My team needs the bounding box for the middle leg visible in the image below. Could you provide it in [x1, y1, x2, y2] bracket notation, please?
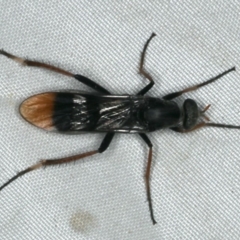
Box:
[137, 33, 156, 96]
[139, 133, 157, 225]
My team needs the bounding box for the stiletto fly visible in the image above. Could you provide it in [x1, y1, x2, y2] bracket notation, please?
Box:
[0, 33, 237, 225]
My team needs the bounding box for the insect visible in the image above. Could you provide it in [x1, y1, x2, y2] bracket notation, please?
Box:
[0, 33, 238, 225]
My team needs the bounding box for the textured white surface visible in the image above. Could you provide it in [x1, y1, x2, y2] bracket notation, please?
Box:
[1, 1, 240, 239]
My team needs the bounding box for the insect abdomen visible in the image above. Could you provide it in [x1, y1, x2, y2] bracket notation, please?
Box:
[20, 92, 100, 131]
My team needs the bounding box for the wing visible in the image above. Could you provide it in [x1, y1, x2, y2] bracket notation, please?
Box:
[20, 92, 144, 132]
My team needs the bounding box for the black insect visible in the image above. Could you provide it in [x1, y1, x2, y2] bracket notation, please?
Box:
[0, 33, 237, 225]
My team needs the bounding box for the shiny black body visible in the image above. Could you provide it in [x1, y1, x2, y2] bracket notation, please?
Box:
[53, 92, 181, 133]
[0, 33, 236, 226]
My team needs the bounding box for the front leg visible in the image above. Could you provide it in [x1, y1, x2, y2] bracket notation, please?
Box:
[170, 122, 207, 133]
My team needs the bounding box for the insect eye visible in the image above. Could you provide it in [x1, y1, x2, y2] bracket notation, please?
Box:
[183, 99, 199, 130]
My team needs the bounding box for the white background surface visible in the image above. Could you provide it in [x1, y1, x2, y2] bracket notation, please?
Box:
[0, 1, 240, 239]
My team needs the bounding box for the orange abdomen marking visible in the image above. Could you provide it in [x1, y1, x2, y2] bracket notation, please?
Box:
[20, 93, 56, 130]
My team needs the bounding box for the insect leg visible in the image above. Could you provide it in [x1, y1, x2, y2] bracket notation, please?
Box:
[74, 75, 110, 94]
[139, 133, 157, 225]
[170, 122, 206, 133]
[0, 49, 110, 94]
[0, 49, 74, 77]
[137, 33, 156, 96]
[163, 67, 236, 100]
[0, 132, 114, 191]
